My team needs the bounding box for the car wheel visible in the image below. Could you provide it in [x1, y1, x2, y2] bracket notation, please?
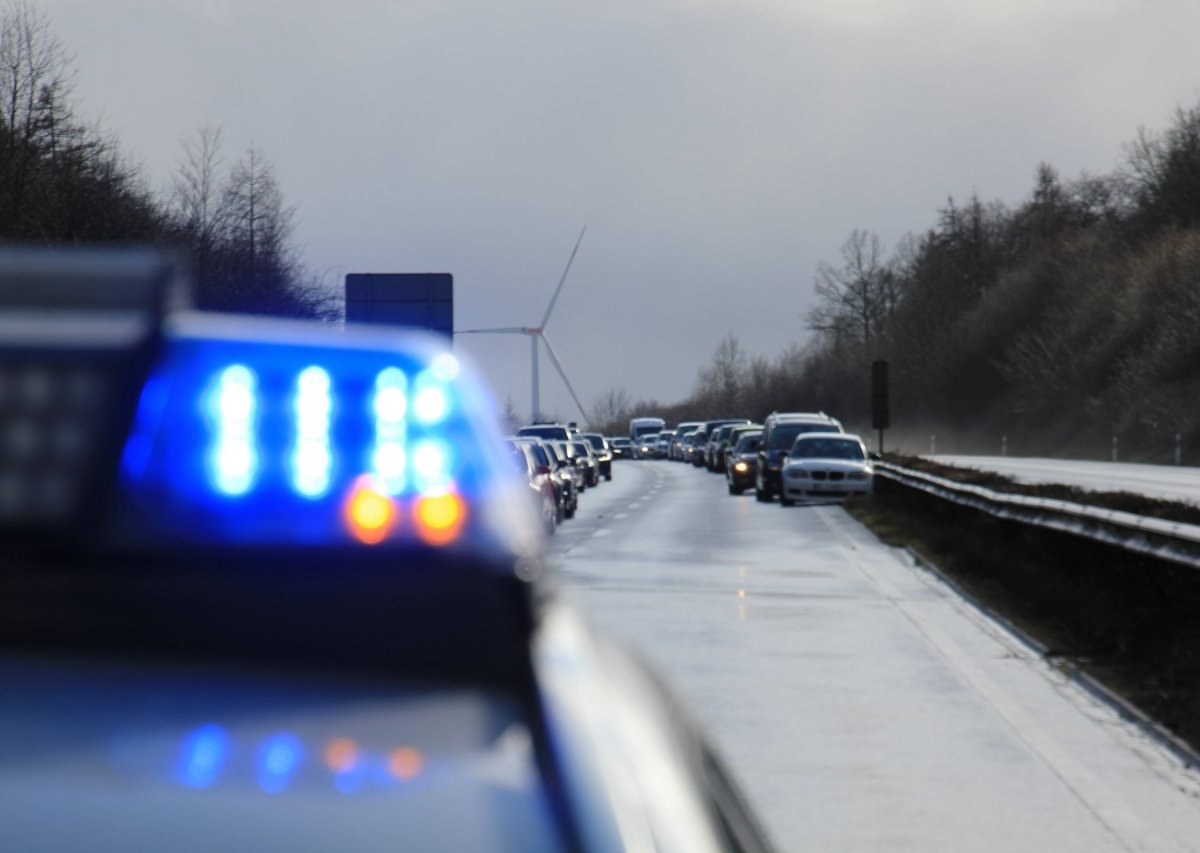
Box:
[605, 472, 612, 481]
[729, 483, 742, 495]
[780, 496, 794, 507]
[755, 487, 771, 502]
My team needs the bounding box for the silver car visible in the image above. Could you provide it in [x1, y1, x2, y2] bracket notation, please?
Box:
[779, 433, 873, 505]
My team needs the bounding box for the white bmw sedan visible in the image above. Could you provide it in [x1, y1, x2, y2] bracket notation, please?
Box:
[779, 433, 873, 506]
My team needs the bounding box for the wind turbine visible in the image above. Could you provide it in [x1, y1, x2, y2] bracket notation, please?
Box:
[455, 226, 590, 425]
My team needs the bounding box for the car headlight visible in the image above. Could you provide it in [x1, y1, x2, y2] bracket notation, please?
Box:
[734, 461, 748, 472]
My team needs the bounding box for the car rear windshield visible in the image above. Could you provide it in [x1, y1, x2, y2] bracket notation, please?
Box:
[768, 422, 833, 450]
[790, 437, 865, 460]
[518, 425, 569, 441]
[583, 435, 605, 450]
[734, 433, 762, 452]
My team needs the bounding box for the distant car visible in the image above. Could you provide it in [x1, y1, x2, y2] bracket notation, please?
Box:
[655, 429, 676, 459]
[517, 422, 573, 442]
[572, 439, 601, 487]
[610, 436, 632, 459]
[509, 441, 558, 533]
[578, 432, 614, 481]
[634, 433, 659, 460]
[755, 411, 844, 502]
[726, 429, 763, 495]
[514, 436, 577, 521]
[706, 422, 751, 472]
[670, 424, 700, 460]
[696, 419, 751, 470]
[780, 432, 873, 505]
[549, 439, 587, 495]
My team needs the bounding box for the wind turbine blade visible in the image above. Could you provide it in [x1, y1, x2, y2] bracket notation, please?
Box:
[454, 327, 528, 335]
[540, 225, 587, 330]
[540, 334, 588, 424]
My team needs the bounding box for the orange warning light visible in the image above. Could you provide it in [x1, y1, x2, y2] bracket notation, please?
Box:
[413, 491, 466, 546]
[344, 476, 398, 544]
[324, 737, 360, 773]
[387, 746, 424, 780]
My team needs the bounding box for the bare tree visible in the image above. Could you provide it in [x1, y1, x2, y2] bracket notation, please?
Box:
[224, 145, 295, 280]
[170, 126, 229, 249]
[696, 333, 747, 415]
[0, 0, 77, 236]
[807, 229, 896, 349]
[590, 387, 633, 434]
[0, 1, 72, 144]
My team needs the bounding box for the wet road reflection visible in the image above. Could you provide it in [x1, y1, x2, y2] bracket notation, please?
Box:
[548, 460, 1200, 852]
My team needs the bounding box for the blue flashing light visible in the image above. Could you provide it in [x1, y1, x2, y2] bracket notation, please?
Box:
[413, 386, 448, 425]
[208, 365, 259, 496]
[371, 441, 406, 494]
[371, 368, 408, 495]
[372, 367, 407, 423]
[290, 366, 333, 498]
[411, 438, 453, 494]
[257, 733, 304, 795]
[174, 724, 230, 789]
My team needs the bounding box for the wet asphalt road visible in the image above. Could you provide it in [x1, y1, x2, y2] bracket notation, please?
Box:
[547, 459, 1200, 852]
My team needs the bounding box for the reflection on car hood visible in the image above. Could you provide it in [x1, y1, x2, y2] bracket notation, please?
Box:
[782, 459, 871, 471]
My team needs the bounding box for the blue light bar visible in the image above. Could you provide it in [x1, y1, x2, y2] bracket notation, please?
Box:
[207, 364, 260, 496]
[290, 366, 333, 498]
[114, 314, 540, 556]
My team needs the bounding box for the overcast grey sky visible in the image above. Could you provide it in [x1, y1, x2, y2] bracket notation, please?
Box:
[37, 0, 1200, 422]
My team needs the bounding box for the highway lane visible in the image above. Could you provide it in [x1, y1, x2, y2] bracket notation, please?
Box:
[547, 460, 1200, 852]
[932, 455, 1200, 506]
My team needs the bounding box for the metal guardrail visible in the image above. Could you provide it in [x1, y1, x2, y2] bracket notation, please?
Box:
[875, 462, 1200, 571]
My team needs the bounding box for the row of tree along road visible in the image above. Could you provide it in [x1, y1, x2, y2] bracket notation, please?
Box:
[591, 103, 1200, 465]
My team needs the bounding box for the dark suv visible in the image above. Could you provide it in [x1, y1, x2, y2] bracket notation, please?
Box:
[755, 412, 843, 501]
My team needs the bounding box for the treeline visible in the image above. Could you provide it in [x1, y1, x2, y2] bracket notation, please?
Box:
[594, 101, 1200, 461]
[0, 2, 329, 316]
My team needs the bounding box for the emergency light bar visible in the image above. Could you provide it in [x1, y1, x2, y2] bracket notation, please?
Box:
[0, 248, 542, 566]
[114, 313, 539, 558]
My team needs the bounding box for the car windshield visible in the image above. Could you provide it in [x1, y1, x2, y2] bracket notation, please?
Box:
[790, 437, 865, 460]
[768, 422, 834, 450]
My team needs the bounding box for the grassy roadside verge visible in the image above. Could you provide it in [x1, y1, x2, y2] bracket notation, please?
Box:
[845, 467, 1200, 753]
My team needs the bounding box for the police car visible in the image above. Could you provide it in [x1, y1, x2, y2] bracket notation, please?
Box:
[0, 249, 772, 852]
